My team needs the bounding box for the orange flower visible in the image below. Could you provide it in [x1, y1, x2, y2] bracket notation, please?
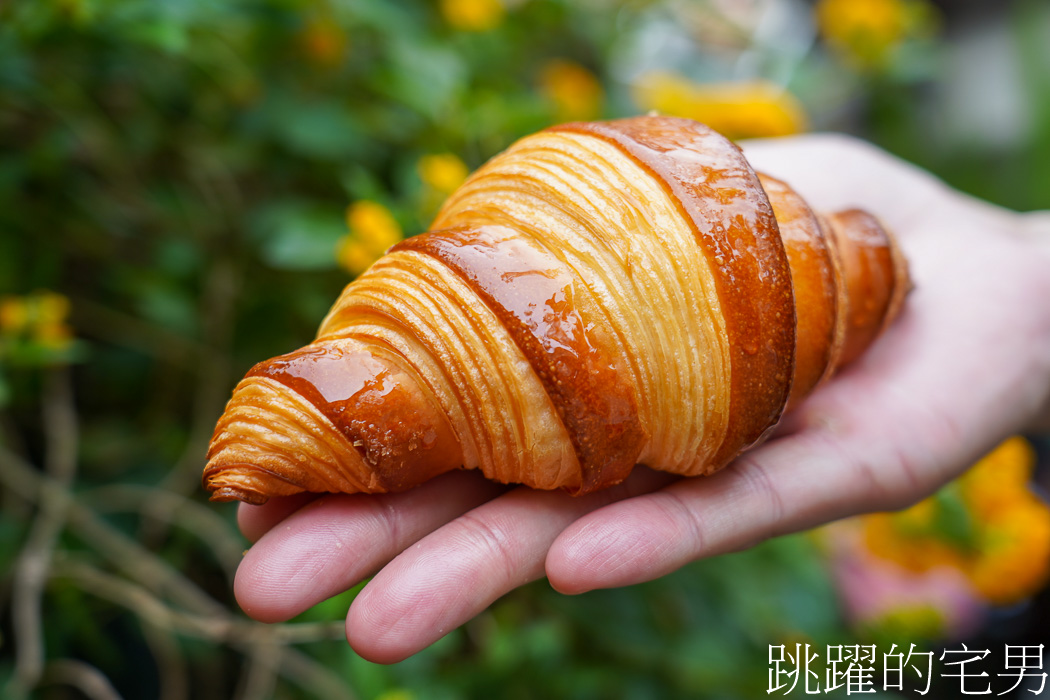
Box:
[958, 436, 1035, 518]
[859, 437, 1050, 606]
[968, 495, 1050, 605]
[633, 73, 807, 140]
[863, 508, 966, 573]
[299, 17, 349, 67]
[0, 296, 28, 334]
[538, 60, 604, 122]
[33, 321, 73, 350]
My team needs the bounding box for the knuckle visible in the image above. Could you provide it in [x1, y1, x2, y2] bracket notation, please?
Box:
[454, 512, 518, 583]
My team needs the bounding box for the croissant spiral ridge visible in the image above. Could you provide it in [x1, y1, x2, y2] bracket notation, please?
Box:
[204, 116, 910, 505]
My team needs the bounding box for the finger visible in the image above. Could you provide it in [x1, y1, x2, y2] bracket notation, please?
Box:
[544, 384, 946, 594]
[238, 493, 320, 543]
[345, 466, 676, 664]
[1020, 210, 1050, 259]
[544, 423, 915, 595]
[544, 291, 1031, 594]
[234, 470, 506, 623]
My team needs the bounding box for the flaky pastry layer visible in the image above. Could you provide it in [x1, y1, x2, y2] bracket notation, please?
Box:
[203, 116, 910, 504]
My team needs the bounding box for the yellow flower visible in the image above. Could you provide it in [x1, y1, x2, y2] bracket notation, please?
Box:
[863, 510, 965, 573]
[538, 60, 604, 122]
[33, 292, 74, 351]
[968, 495, 1050, 605]
[815, 0, 930, 69]
[346, 201, 402, 253]
[1, 291, 74, 352]
[418, 153, 469, 195]
[35, 292, 71, 326]
[633, 73, 807, 140]
[337, 201, 403, 276]
[440, 0, 503, 32]
[859, 437, 1050, 606]
[33, 321, 73, 351]
[299, 17, 350, 67]
[335, 238, 375, 277]
[958, 436, 1035, 518]
[0, 296, 28, 333]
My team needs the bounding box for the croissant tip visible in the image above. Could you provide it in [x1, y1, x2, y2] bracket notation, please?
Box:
[202, 462, 277, 505]
[208, 484, 270, 506]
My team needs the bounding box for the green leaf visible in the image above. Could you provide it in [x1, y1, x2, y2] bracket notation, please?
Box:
[0, 365, 9, 407]
[250, 200, 345, 270]
[273, 98, 368, 160]
[377, 38, 467, 120]
[932, 486, 978, 552]
[120, 19, 190, 54]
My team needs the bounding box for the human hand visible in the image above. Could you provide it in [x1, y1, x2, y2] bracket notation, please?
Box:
[232, 134, 1050, 663]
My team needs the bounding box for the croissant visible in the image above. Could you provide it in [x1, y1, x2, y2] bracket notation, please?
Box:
[204, 116, 909, 505]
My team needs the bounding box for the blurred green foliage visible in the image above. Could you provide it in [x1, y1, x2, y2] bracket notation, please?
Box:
[1, 0, 1049, 698]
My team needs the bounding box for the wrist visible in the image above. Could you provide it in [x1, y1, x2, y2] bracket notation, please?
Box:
[1020, 211, 1050, 263]
[1016, 210, 1050, 434]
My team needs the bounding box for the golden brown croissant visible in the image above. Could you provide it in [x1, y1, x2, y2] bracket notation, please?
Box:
[204, 116, 910, 505]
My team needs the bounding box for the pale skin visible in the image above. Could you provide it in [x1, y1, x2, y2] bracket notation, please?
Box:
[232, 134, 1050, 664]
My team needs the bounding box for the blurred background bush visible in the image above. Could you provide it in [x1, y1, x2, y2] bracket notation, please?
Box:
[1, 0, 1048, 698]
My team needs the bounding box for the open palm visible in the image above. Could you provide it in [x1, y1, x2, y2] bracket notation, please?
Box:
[232, 134, 1050, 663]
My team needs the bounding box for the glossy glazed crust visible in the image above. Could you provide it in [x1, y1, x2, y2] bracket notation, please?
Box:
[396, 225, 644, 493]
[823, 209, 911, 368]
[204, 338, 463, 503]
[757, 173, 840, 408]
[555, 117, 796, 467]
[424, 126, 733, 484]
[202, 116, 911, 504]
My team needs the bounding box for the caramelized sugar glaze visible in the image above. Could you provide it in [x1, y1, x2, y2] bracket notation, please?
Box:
[204, 116, 910, 504]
